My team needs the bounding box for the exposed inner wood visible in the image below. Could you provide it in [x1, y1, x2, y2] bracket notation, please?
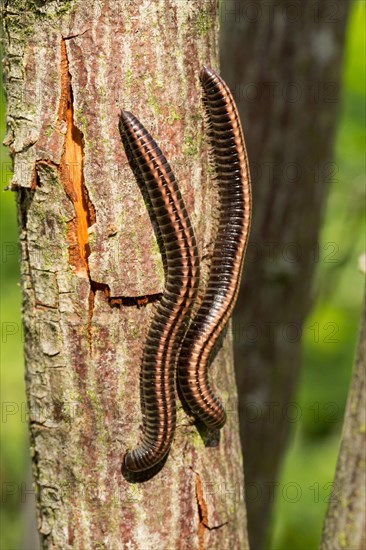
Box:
[196, 473, 208, 550]
[58, 39, 95, 276]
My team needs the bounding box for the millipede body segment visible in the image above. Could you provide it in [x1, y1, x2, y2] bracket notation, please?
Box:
[119, 112, 200, 472]
[176, 66, 252, 429]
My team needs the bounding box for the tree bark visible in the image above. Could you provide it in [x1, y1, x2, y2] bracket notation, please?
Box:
[320, 287, 366, 550]
[2, 1, 248, 548]
[220, 1, 351, 547]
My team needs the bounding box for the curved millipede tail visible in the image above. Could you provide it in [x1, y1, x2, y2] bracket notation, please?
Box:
[177, 67, 252, 429]
[119, 111, 200, 472]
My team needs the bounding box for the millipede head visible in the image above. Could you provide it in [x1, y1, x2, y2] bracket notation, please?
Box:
[200, 65, 216, 84]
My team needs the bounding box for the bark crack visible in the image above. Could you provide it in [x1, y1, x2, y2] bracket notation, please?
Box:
[63, 29, 91, 41]
[58, 38, 96, 277]
[196, 473, 208, 550]
[195, 472, 228, 549]
[58, 38, 99, 351]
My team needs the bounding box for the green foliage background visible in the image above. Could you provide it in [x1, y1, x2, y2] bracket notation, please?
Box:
[270, 2, 365, 548]
[0, 2, 365, 548]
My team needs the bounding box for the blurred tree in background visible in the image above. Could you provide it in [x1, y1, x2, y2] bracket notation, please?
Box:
[269, 2, 365, 548]
[1, 1, 365, 549]
[220, 1, 364, 548]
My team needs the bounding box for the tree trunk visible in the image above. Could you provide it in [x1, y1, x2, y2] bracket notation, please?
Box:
[220, 1, 351, 547]
[320, 287, 366, 550]
[2, 1, 248, 548]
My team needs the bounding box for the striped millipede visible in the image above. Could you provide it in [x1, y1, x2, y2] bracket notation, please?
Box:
[119, 66, 251, 471]
[176, 67, 252, 429]
[119, 112, 200, 472]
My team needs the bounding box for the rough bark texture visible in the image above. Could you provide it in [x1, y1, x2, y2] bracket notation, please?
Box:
[320, 292, 366, 550]
[220, 1, 351, 547]
[2, 1, 248, 548]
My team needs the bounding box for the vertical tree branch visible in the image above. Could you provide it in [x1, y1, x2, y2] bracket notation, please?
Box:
[2, 1, 249, 547]
[320, 286, 366, 550]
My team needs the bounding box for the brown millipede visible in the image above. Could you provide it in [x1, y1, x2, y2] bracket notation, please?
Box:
[119, 111, 200, 472]
[177, 66, 252, 429]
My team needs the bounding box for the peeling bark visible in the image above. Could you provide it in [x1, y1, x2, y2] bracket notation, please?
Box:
[220, 1, 351, 547]
[195, 472, 229, 550]
[320, 293, 366, 550]
[2, 1, 248, 548]
[58, 38, 96, 276]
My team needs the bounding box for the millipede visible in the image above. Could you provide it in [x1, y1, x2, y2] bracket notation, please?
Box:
[119, 66, 251, 472]
[176, 66, 252, 429]
[119, 111, 200, 472]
